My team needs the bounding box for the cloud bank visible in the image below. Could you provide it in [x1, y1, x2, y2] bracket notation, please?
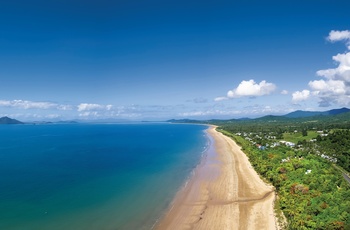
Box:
[0, 100, 139, 120]
[293, 30, 350, 107]
[0, 100, 65, 110]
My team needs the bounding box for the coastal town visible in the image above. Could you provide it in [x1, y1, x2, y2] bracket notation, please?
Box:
[234, 129, 342, 164]
[215, 123, 350, 229]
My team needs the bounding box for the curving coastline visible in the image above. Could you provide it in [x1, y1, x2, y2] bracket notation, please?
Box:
[156, 126, 277, 230]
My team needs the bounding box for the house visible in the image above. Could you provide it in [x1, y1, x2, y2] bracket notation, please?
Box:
[256, 144, 266, 150]
[281, 157, 290, 163]
[280, 140, 295, 147]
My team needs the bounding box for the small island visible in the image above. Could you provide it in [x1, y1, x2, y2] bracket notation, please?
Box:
[0, 116, 23, 124]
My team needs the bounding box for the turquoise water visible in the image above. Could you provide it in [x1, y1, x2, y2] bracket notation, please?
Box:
[0, 123, 209, 230]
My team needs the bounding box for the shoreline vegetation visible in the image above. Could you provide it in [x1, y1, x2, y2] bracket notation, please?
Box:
[156, 126, 277, 230]
[216, 128, 350, 229]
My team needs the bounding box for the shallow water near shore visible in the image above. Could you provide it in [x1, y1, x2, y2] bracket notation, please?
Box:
[0, 123, 208, 230]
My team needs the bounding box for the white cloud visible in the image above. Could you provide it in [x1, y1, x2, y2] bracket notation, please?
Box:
[0, 100, 57, 109]
[79, 111, 99, 117]
[311, 30, 350, 106]
[226, 79, 276, 98]
[0, 99, 146, 120]
[0, 100, 11, 106]
[327, 30, 350, 49]
[308, 78, 349, 107]
[57, 105, 74, 111]
[281, 90, 288, 95]
[46, 114, 60, 119]
[179, 110, 242, 117]
[77, 104, 144, 119]
[309, 79, 346, 95]
[293, 30, 350, 107]
[0, 100, 77, 111]
[316, 52, 350, 81]
[0, 100, 116, 118]
[292, 90, 310, 102]
[214, 96, 228, 101]
[0, 113, 63, 120]
[77, 103, 113, 111]
[77, 103, 102, 111]
[14, 100, 56, 109]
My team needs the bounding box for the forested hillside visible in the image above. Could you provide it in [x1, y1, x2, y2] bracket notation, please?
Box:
[317, 130, 350, 172]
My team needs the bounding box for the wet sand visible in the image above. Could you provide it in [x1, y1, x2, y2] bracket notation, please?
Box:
[156, 126, 277, 230]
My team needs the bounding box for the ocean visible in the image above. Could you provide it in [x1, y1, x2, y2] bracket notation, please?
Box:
[0, 123, 209, 230]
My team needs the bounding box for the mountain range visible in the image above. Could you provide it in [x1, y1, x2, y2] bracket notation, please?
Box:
[1, 107, 350, 124]
[283, 107, 350, 118]
[168, 107, 350, 123]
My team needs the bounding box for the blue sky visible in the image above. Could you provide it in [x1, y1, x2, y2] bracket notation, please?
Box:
[1, 0, 350, 121]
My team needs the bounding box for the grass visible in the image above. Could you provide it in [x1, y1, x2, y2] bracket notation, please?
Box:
[282, 131, 318, 143]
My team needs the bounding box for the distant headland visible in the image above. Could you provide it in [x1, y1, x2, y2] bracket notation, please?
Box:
[0, 116, 23, 124]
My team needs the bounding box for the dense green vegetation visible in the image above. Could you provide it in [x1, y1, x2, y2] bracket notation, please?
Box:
[317, 130, 350, 172]
[217, 127, 350, 229]
[220, 130, 350, 229]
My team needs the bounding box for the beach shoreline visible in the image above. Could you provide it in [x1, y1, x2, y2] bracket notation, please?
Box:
[155, 125, 277, 230]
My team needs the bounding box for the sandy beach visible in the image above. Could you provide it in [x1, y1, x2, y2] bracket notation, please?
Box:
[156, 126, 277, 230]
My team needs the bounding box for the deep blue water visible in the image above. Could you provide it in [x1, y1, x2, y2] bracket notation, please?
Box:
[0, 123, 209, 230]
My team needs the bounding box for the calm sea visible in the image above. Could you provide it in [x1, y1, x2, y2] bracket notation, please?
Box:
[0, 123, 209, 230]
